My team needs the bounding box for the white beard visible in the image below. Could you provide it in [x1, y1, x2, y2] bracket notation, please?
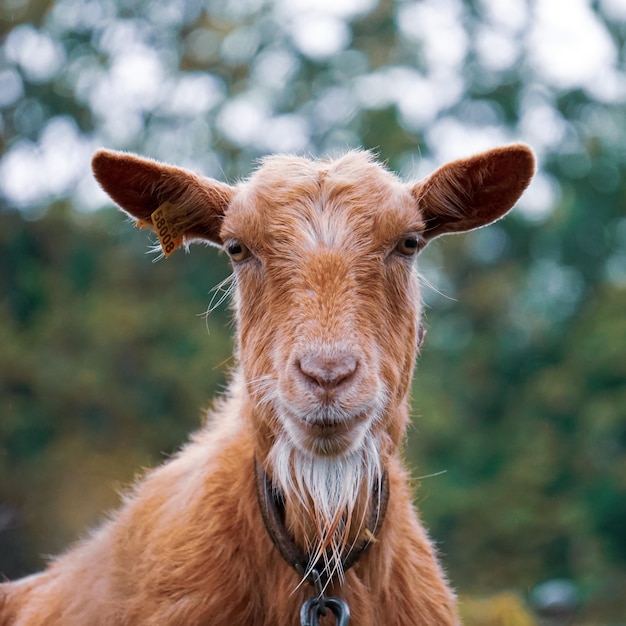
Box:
[267, 431, 383, 586]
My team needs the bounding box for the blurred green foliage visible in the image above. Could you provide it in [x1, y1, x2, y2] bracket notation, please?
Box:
[0, 205, 233, 573]
[1, 0, 625, 623]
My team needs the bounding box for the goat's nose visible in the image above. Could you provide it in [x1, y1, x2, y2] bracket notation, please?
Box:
[297, 351, 358, 390]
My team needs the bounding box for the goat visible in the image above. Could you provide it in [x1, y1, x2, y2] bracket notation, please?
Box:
[0, 145, 534, 625]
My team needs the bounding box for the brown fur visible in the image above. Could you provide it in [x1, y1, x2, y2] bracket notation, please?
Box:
[0, 146, 534, 625]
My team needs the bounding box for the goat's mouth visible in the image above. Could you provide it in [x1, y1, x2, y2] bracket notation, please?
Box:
[282, 408, 373, 457]
[273, 378, 387, 456]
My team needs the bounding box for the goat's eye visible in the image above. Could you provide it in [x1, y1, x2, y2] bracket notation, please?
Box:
[395, 236, 421, 257]
[226, 240, 250, 262]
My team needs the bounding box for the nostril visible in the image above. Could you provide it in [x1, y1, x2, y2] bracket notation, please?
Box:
[297, 352, 358, 390]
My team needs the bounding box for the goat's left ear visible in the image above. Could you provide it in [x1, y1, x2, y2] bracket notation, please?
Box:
[412, 144, 535, 241]
[92, 149, 235, 255]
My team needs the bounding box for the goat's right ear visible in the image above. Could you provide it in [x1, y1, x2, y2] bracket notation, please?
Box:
[92, 150, 234, 254]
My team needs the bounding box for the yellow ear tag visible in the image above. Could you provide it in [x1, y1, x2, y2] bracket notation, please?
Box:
[150, 202, 184, 257]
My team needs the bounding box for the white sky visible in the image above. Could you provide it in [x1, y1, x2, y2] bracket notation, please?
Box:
[1, 0, 625, 219]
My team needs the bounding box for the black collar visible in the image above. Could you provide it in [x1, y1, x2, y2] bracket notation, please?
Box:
[254, 458, 390, 588]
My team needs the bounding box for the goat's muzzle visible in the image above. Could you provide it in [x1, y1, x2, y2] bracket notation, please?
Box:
[275, 345, 383, 457]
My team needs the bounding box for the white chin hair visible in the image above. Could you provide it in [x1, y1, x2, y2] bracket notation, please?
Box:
[267, 429, 382, 584]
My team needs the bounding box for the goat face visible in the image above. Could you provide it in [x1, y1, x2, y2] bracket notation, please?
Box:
[92, 144, 534, 576]
[222, 152, 422, 461]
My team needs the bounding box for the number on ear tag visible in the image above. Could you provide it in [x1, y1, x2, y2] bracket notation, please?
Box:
[151, 202, 184, 257]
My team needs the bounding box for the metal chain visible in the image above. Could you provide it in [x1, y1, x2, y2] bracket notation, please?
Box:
[300, 570, 350, 626]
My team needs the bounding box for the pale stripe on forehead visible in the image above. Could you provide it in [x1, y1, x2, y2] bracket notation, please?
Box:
[304, 181, 418, 251]
[294, 201, 352, 250]
[231, 150, 417, 250]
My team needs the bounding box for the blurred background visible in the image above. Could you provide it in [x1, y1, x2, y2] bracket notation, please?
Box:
[0, 0, 625, 623]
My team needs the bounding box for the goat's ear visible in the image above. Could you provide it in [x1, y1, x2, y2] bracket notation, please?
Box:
[91, 150, 234, 254]
[412, 144, 535, 241]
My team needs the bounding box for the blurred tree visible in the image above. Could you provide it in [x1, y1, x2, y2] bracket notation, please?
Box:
[0, 206, 233, 574]
[0, 0, 625, 620]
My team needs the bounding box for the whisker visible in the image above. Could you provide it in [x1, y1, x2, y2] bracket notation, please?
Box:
[246, 375, 278, 407]
[417, 271, 457, 302]
[200, 274, 237, 335]
[415, 469, 448, 480]
[148, 242, 165, 262]
[205, 273, 237, 315]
